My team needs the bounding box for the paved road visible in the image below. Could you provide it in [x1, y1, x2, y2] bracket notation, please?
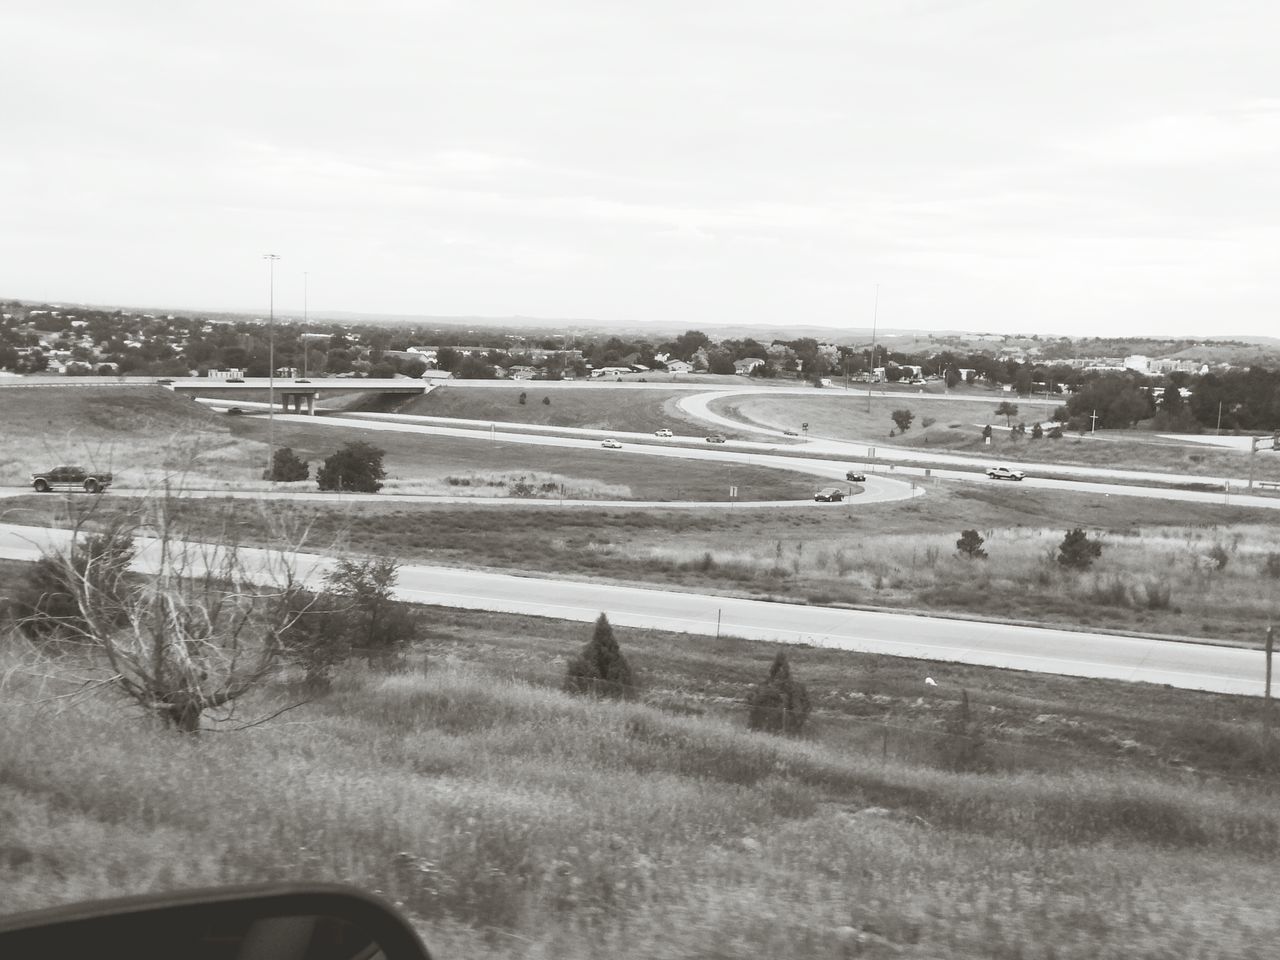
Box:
[0, 522, 1264, 697]
[194, 400, 1280, 511]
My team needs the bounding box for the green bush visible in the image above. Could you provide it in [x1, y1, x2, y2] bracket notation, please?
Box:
[317, 441, 386, 493]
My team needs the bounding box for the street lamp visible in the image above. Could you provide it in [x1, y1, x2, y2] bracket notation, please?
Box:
[264, 253, 280, 479]
[302, 270, 308, 380]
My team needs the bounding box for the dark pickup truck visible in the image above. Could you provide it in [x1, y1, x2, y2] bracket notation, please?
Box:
[30, 465, 113, 494]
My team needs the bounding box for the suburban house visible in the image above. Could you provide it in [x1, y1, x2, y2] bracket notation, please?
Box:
[419, 369, 454, 382]
[734, 357, 766, 375]
[664, 360, 693, 374]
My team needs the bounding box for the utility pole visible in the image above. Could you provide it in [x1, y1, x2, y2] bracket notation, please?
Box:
[263, 253, 281, 480]
[1089, 409, 1099, 434]
[1216, 401, 1223, 435]
[302, 270, 308, 379]
[1248, 435, 1261, 491]
[866, 283, 879, 414]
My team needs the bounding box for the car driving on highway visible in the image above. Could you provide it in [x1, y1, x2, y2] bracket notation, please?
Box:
[813, 486, 846, 502]
[30, 465, 112, 494]
[654, 428, 673, 437]
[845, 470, 866, 482]
[987, 466, 1026, 481]
[705, 434, 726, 443]
[601, 438, 623, 449]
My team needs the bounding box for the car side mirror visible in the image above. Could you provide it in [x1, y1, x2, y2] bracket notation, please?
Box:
[0, 882, 432, 960]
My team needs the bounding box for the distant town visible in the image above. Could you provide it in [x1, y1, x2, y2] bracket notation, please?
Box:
[2, 297, 1277, 432]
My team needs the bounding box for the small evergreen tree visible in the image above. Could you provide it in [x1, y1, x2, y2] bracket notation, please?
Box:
[542, 395, 551, 405]
[1058, 528, 1103, 569]
[317, 441, 386, 493]
[940, 688, 988, 772]
[564, 613, 635, 699]
[981, 424, 993, 440]
[1031, 422, 1043, 439]
[518, 391, 527, 405]
[747, 651, 811, 735]
[956, 529, 987, 560]
[268, 446, 310, 482]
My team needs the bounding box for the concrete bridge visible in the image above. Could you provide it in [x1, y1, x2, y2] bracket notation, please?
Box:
[168, 377, 427, 414]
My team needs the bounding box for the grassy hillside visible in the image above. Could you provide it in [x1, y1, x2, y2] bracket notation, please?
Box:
[0, 386, 262, 486]
[390, 384, 706, 434]
[1, 607, 1276, 958]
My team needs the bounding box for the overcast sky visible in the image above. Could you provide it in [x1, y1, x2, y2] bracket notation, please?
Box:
[3, 1, 1278, 337]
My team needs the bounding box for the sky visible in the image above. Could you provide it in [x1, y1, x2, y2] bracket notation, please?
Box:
[3, 1, 1278, 338]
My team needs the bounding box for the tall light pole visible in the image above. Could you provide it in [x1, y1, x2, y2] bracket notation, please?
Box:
[866, 283, 880, 414]
[302, 270, 309, 380]
[264, 253, 281, 479]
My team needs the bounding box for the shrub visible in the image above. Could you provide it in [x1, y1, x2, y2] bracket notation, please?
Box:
[1262, 552, 1280, 579]
[1058, 528, 1103, 570]
[267, 446, 309, 482]
[1047, 426, 1063, 439]
[278, 588, 350, 690]
[1090, 575, 1130, 607]
[324, 557, 417, 664]
[981, 424, 992, 439]
[1142, 579, 1172, 610]
[921, 417, 936, 428]
[1031, 422, 1043, 439]
[1207, 544, 1230, 571]
[891, 409, 914, 433]
[518, 391, 527, 405]
[11, 524, 135, 640]
[542, 396, 551, 405]
[563, 613, 635, 699]
[956, 529, 987, 560]
[317, 441, 386, 493]
[746, 651, 811, 735]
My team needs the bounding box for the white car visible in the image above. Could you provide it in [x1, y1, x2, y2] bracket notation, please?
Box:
[654, 428, 673, 438]
[987, 466, 1025, 481]
[601, 438, 623, 449]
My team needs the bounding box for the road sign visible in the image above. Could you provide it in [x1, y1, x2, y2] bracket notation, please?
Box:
[729, 486, 738, 498]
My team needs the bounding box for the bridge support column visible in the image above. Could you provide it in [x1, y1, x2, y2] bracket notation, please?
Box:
[306, 394, 315, 416]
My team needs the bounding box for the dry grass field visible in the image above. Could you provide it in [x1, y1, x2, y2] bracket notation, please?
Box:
[1, 604, 1277, 959]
